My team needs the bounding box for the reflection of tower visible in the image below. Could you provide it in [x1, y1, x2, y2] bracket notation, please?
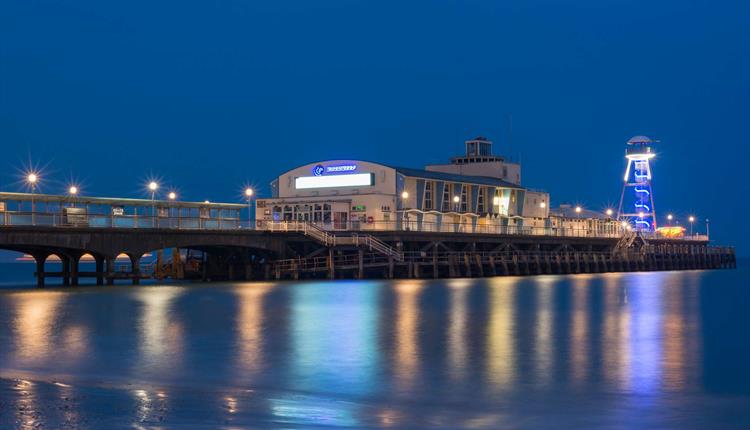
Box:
[617, 135, 658, 231]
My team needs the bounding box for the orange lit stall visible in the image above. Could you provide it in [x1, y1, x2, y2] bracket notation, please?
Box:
[657, 226, 686, 238]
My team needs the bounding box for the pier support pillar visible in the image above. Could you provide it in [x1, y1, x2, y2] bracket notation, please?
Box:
[433, 250, 439, 279]
[105, 255, 115, 285]
[33, 253, 47, 287]
[358, 249, 364, 279]
[128, 254, 141, 285]
[61, 255, 71, 286]
[69, 253, 80, 286]
[95, 255, 104, 285]
[327, 248, 335, 280]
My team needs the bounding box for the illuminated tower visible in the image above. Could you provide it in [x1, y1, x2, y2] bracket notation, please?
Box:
[617, 135, 658, 232]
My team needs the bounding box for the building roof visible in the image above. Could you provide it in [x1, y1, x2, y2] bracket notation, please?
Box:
[393, 166, 523, 189]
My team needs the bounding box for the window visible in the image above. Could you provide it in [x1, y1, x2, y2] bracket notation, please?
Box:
[424, 181, 433, 210]
[460, 185, 468, 212]
[503, 166, 508, 178]
[477, 187, 485, 213]
[442, 183, 451, 211]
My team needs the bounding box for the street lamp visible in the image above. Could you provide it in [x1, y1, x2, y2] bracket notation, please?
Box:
[606, 208, 613, 217]
[148, 181, 158, 221]
[667, 213, 673, 225]
[69, 185, 79, 208]
[575, 205, 582, 219]
[168, 191, 176, 200]
[688, 216, 695, 236]
[453, 195, 460, 212]
[245, 188, 254, 226]
[705, 218, 710, 240]
[27, 173, 39, 224]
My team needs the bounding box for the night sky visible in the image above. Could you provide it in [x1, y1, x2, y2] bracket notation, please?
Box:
[1, 1, 748, 254]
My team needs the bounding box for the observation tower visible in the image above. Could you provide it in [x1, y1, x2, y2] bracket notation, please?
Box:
[617, 135, 658, 231]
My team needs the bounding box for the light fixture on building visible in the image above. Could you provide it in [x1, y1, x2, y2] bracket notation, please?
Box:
[401, 191, 409, 199]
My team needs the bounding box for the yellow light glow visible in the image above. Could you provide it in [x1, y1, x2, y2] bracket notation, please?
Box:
[453, 195, 460, 203]
[575, 206, 582, 213]
[401, 191, 409, 199]
[27, 173, 38, 184]
[245, 188, 254, 197]
[148, 182, 158, 191]
[657, 226, 686, 238]
[606, 209, 613, 216]
[69, 186, 78, 195]
[168, 192, 176, 200]
[540, 202, 546, 208]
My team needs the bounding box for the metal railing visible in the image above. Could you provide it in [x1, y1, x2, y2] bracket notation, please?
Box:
[0, 211, 244, 230]
[257, 220, 709, 241]
[0, 211, 709, 243]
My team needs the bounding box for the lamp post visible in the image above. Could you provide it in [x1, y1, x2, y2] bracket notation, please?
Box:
[245, 188, 254, 227]
[688, 216, 695, 237]
[667, 213, 673, 226]
[148, 181, 158, 224]
[453, 195, 460, 212]
[69, 185, 78, 208]
[168, 192, 177, 227]
[606, 208, 613, 218]
[705, 218, 710, 240]
[27, 173, 38, 225]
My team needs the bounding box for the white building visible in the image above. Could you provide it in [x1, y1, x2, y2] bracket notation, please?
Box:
[256, 137, 550, 233]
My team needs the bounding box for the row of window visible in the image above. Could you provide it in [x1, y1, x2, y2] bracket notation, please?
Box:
[421, 181, 515, 213]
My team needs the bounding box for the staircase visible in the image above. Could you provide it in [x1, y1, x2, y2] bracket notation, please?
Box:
[264, 221, 404, 262]
[613, 230, 639, 254]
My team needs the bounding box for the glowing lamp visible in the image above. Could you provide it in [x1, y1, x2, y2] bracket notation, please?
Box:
[453, 195, 460, 203]
[27, 173, 38, 184]
[401, 191, 409, 199]
[69, 186, 78, 195]
[148, 181, 158, 191]
[168, 192, 176, 200]
[245, 188, 254, 197]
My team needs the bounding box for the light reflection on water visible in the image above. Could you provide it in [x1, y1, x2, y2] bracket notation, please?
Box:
[0, 270, 749, 429]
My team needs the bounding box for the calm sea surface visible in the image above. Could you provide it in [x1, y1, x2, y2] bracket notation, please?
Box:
[0, 262, 748, 429]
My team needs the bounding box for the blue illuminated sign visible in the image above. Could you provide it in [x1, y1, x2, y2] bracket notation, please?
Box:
[312, 163, 357, 176]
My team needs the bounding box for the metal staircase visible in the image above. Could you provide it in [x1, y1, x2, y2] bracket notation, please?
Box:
[613, 230, 640, 255]
[264, 221, 404, 262]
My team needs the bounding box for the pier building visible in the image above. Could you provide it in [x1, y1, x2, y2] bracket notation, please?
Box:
[256, 137, 552, 234]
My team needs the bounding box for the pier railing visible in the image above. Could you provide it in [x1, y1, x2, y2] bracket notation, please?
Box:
[0, 211, 243, 230]
[0, 211, 709, 242]
[258, 220, 709, 241]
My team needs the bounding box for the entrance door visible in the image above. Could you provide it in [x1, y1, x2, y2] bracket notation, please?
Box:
[333, 212, 348, 230]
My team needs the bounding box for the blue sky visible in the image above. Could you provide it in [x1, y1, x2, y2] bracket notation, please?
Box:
[1, 0, 748, 254]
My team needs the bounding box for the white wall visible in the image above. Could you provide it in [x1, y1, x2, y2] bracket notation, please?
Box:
[276, 160, 397, 198]
[425, 161, 522, 185]
[522, 191, 550, 218]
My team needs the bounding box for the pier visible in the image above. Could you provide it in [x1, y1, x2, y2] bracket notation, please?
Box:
[0, 192, 735, 286]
